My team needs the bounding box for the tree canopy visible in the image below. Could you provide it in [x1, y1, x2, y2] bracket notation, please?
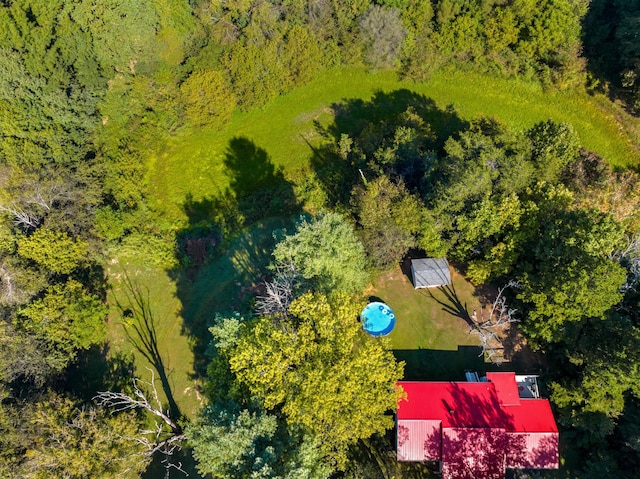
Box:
[187, 401, 330, 479]
[206, 293, 404, 471]
[272, 212, 368, 294]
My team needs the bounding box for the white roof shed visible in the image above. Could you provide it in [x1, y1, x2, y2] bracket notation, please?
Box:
[410, 258, 452, 289]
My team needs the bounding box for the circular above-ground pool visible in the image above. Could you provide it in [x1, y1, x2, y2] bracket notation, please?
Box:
[361, 302, 396, 337]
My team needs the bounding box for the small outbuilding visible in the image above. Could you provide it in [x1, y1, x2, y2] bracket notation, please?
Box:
[410, 258, 452, 289]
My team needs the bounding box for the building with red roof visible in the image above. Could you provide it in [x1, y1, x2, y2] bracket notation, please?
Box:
[397, 372, 558, 479]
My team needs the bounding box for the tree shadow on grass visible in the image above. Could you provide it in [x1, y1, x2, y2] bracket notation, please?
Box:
[581, 2, 638, 112]
[141, 448, 200, 479]
[66, 343, 200, 479]
[170, 137, 303, 376]
[427, 284, 473, 327]
[223, 137, 300, 225]
[64, 345, 136, 401]
[395, 343, 545, 382]
[172, 215, 298, 376]
[224, 137, 286, 197]
[170, 137, 299, 371]
[496, 323, 546, 374]
[309, 89, 468, 207]
[326, 89, 466, 146]
[176, 137, 300, 266]
[394, 346, 485, 381]
[114, 273, 181, 421]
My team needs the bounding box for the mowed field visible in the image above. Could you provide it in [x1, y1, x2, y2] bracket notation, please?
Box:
[109, 66, 640, 415]
[148, 66, 640, 223]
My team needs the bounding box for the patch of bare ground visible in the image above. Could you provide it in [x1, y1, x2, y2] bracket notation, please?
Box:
[499, 324, 547, 373]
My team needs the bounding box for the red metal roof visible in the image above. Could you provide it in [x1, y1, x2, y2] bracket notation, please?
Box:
[442, 428, 507, 479]
[396, 375, 559, 474]
[486, 372, 521, 406]
[505, 432, 559, 469]
[503, 399, 558, 433]
[397, 381, 507, 428]
[397, 420, 441, 461]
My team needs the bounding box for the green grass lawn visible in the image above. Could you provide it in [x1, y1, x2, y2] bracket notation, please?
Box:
[369, 262, 545, 381]
[171, 217, 295, 373]
[148, 66, 640, 223]
[368, 264, 487, 381]
[105, 217, 294, 417]
[421, 68, 640, 168]
[106, 257, 203, 418]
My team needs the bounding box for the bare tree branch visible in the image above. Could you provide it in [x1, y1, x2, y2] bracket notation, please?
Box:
[94, 368, 188, 476]
[470, 281, 520, 364]
[94, 368, 180, 434]
[613, 233, 640, 293]
[0, 204, 41, 230]
[255, 261, 301, 320]
[0, 262, 16, 302]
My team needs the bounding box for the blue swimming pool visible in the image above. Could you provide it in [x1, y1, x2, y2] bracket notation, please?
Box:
[361, 302, 396, 337]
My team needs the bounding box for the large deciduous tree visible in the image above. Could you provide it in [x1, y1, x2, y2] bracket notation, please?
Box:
[180, 69, 237, 128]
[27, 400, 146, 479]
[351, 175, 446, 267]
[226, 293, 405, 469]
[272, 212, 368, 294]
[360, 5, 407, 70]
[0, 321, 63, 386]
[186, 400, 330, 479]
[17, 228, 88, 275]
[514, 185, 627, 344]
[2, 394, 148, 479]
[16, 279, 107, 369]
[528, 120, 581, 183]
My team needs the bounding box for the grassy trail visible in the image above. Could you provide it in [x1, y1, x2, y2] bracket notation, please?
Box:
[149, 67, 640, 223]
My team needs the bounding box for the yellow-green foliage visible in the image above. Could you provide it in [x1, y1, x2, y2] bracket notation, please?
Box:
[282, 25, 323, 85]
[0, 222, 15, 254]
[229, 292, 405, 469]
[180, 69, 237, 128]
[20, 395, 148, 479]
[18, 279, 107, 361]
[17, 228, 88, 274]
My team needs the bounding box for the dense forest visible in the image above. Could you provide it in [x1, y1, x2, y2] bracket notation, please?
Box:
[0, 1, 639, 478]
